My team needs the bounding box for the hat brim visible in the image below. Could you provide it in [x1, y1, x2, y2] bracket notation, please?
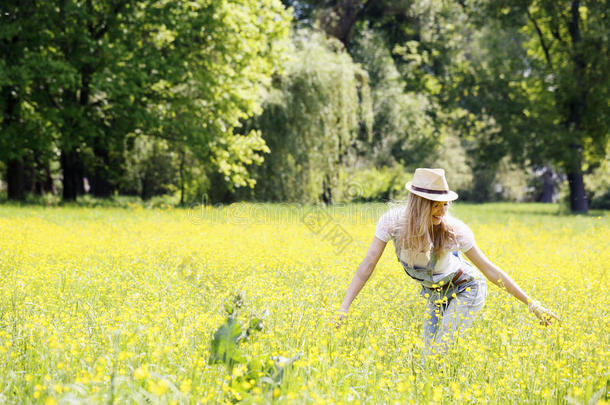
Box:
[405, 182, 458, 202]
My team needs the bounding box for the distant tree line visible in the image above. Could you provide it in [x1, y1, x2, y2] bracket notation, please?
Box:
[1, 0, 608, 212]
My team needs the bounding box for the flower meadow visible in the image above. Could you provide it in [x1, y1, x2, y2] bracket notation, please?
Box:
[0, 203, 608, 404]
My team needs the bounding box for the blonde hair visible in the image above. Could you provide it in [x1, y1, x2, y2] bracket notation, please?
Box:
[395, 193, 457, 266]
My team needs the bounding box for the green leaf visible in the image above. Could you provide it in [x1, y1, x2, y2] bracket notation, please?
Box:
[208, 317, 246, 368]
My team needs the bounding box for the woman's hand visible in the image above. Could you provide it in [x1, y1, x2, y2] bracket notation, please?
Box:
[529, 300, 561, 326]
[334, 310, 348, 329]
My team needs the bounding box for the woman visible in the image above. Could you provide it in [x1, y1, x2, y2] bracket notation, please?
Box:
[337, 168, 559, 353]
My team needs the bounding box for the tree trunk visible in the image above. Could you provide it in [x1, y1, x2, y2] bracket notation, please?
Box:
[540, 165, 555, 203]
[564, 143, 589, 211]
[141, 173, 150, 200]
[564, 0, 588, 213]
[567, 171, 587, 212]
[39, 158, 55, 195]
[33, 153, 47, 195]
[3, 83, 25, 200]
[317, 0, 369, 45]
[23, 154, 36, 194]
[60, 148, 83, 201]
[60, 81, 86, 200]
[321, 175, 332, 204]
[6, 158, 25, 200]
[179, 149, 185, 206]
[90, 143, 114, 197]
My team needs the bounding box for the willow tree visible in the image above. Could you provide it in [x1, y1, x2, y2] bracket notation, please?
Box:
[350, 28, 442, 169]
[252, 30, 372, 203]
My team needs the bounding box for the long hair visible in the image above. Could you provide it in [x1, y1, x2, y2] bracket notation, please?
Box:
[396, 193, 457, 266]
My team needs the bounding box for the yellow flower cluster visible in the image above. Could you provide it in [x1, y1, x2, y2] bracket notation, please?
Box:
[0, 203, 607, 403]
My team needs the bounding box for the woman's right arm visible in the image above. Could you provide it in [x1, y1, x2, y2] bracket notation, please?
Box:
[338, 236, 387, 320]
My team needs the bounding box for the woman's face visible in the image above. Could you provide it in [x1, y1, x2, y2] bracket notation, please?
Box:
[430, 201, 449, 225]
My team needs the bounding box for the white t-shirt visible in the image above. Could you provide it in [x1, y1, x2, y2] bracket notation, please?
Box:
[374, 206, 476, 274]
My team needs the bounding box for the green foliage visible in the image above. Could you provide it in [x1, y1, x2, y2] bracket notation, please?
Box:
[585, 156, 610, 209]
[209, 317, 247, 369]
[465, 0, 610, 211]
[119, 137, 179, 200]
[340, 165, 410, 202]
[3, 0, 608, 208]
[251, 29, 372, 202]
[208, 293, 300, 402]
[1, 0, 292, 201]
[346, 8, 485, 202]
[137, 0, 292, 190]
[427, 130, 474, 195]
[0, 0, 56, 200]
[350, 28, 437, 168]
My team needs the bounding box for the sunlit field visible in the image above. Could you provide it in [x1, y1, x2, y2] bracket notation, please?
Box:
[0, 203, 608, 404]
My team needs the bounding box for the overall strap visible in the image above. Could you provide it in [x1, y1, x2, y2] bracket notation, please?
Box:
[426, 251, 438, 275]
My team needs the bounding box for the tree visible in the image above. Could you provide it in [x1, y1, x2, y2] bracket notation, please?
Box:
[472, 0, 610, 212]
[280, 1, 480, 199]
[0, 0, 55, 200]
[282, 0, 415, 46]
[133, 0, 292, 193]
[350, 28, 438, 168]
[3, 0, 291, 201]
[250, 30, 372, 202]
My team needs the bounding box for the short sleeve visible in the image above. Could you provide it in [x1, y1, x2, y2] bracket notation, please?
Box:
[451, 218, 475, 252]
[374, 208, 401, 242]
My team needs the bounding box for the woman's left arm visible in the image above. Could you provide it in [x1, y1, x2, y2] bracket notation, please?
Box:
[464, 243, 561, 325]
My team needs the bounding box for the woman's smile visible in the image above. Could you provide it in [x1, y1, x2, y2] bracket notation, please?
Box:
[431, 202, 448, 225]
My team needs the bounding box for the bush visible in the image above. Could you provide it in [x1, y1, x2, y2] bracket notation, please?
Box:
[338, 165, 410, 203]
[586, 158, 610, 209]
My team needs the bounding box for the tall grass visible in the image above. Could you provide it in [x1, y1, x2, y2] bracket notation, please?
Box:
[0, 203, 607, 403]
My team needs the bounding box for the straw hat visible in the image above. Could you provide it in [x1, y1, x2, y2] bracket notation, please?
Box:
[405, 168, 458, 202]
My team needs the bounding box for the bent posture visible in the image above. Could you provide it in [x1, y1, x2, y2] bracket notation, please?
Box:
[338, 168, 559, 353]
